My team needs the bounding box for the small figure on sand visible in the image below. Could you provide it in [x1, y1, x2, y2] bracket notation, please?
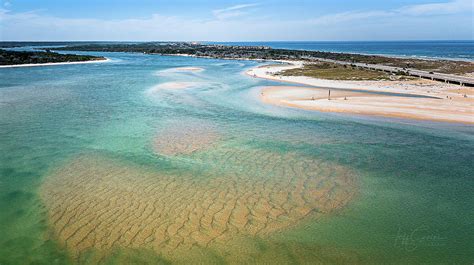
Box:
[328, 89, 331, 100]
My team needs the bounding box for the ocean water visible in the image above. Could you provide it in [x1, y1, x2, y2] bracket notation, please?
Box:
[0, 52, 473, 264]
[211, 41, 474, 61]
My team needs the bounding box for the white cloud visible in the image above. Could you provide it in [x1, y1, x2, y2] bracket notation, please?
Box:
[398, 0, 473, 15]
[212, 3, 259, 20]
[308, 10, 393, 25]
[0, 0, 472, 41]
[306, 0, 473, 27]
[0, 8, 9, 17]
[0, 8, 272, 41]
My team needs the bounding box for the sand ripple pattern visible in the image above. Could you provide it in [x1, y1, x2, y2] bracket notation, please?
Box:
[40, 149, 356, 260]
[153, 122, 220, 156]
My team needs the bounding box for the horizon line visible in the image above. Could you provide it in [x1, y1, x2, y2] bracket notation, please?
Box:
[1, 39, 473, 43]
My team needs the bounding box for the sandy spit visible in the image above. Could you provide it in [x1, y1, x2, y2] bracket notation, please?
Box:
[0, 58, 111, 68]
[248, 61, 474, 124]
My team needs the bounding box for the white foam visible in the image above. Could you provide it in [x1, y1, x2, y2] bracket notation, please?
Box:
[146, 82, 203, 94]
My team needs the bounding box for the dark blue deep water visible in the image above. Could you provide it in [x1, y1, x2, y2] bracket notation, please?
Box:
[211, 40, 474, 61]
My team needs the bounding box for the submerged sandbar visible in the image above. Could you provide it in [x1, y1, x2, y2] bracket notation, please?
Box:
[153, 121, 220, 156]
[39, 148, 356, 262]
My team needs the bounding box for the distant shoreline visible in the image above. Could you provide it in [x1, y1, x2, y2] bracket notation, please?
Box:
[205, 40, 474, 62]
[48, 42, 473, 78]
[112, 49, 472, 63]
[0, 58, 110, 69]
[4, 40, 472, 62]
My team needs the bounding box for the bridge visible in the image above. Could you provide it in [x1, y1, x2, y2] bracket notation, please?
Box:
[310, 58, 474, 87]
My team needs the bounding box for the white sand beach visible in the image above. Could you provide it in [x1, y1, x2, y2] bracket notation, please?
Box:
[248, 61, 474, 124]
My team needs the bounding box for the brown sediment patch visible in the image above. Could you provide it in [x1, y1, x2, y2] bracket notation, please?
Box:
[153, 121, 220, 156]
[40, 148, 357, 262]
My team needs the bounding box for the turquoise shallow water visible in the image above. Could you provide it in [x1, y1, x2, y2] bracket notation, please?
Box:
[0, 52, 473, 264]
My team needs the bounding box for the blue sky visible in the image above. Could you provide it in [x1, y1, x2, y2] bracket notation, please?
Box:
[0, 0, 472, 41]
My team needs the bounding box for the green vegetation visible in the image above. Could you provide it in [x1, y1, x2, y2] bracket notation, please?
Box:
[0, 49, 105, 65]
[49, 42, 474, 74]
[279, 62, 410, 81]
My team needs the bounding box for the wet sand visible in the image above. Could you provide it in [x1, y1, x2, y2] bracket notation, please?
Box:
[39, 148, 356, 262]
[249, 62, 474, 124]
